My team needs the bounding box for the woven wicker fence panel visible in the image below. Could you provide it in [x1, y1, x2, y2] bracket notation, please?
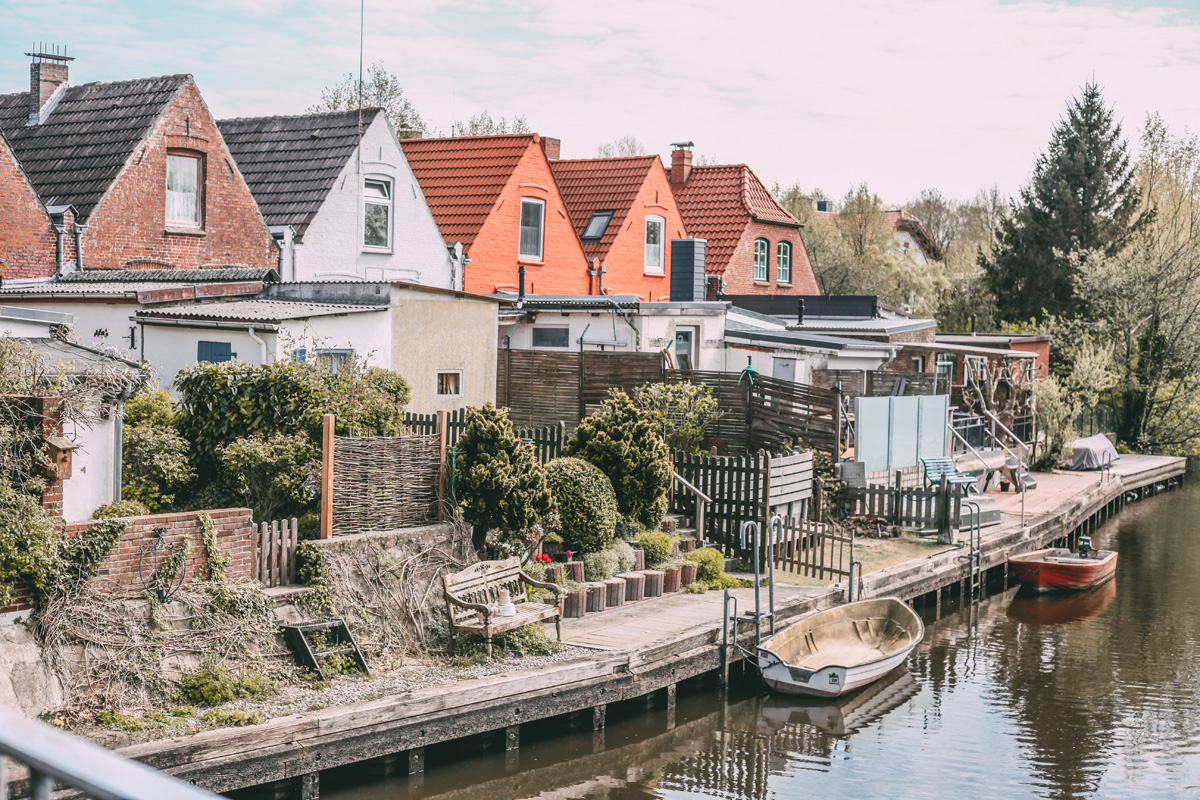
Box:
[331, 433, 441, 535]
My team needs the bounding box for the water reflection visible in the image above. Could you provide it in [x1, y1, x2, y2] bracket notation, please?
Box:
[321, 485, 1200, 800]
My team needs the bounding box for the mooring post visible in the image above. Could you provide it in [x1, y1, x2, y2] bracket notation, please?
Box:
[408, 747, 425, 774]
[436, 409, 448, 521]
[593, 704, 606, 730]
[666, 683, 677, 730]
[505, 724, 520, 750]
[299, 772, 319, 800]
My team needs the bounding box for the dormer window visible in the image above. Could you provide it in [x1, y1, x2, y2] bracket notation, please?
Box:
[583, 210, 613, 240]
[363, 179, 392, 250]
[166, 153, 202, 228]
[519, 198, 545, 260]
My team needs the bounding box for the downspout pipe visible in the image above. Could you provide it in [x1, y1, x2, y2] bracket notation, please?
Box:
[52, 223, 65, 275]
[247, 327, 267, 364]
[72, 223, 87, 271]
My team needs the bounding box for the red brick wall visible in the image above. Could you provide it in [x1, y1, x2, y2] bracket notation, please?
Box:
[1012, 340, 1051, 379]
[464, 141, 590, 295]
[82, 80, 277, 272]
[0, 508, 256, 615]
[0, 136, 57, 280]
[719, 220, 819, 295]
[597, 163, 684, 301]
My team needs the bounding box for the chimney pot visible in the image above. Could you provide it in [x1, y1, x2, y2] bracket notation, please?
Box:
[670, 142, 693, 185]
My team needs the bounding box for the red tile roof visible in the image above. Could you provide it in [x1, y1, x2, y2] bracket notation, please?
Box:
[549, 155, 658, 261]
[399, 134, 536, 248]
[670, 165, 799, 273]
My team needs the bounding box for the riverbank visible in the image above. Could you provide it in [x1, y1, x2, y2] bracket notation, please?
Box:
[95, 453, 1185, 799]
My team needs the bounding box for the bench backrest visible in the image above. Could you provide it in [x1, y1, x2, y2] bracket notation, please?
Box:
[921, 457, 959, 481]
[444, 558, 527, 626]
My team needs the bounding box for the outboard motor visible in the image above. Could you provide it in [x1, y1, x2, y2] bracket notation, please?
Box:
[1077, 535, 1095, 558]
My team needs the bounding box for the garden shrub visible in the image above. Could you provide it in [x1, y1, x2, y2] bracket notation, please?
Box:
[636, 529, 673, 568]
[545, 457, 618, 554]
[122, 424, 193, 512]
[614, 513, 642, 541]
[582, 548, 619, 581]
[454, 623, 561, 664]
[455, 404, 552, 554]
[610, 540, 635, 573]
[0, 483, 62, 608]
[217, 433, 319, 522]
[179, 665, 267, 707]
[92, 499, 149, 519]
[632, 381, 723, 455]
[686, 547, 726, 582]
[565, 392, 672, 529]
[58, 519, 125, 594]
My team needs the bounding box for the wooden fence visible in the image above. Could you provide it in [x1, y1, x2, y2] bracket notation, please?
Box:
[496, 349, 666, 427]
[772, 516, 852, 580]
[255, 518, 298, 588]
[845, 483, 962, 532]
[865, 371, 948, 397]
[404, 408, 565, 463]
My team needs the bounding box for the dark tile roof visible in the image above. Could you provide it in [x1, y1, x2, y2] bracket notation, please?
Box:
[58, 267, 278, 283]
[0, 75, 189, 221]
[216, 110, 380, 238]
[550, 156, 659, 261]
[399, 134, 536, 248]
[671, 165, 800, 274]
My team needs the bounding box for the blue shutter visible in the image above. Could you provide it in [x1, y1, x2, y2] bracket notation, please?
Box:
[198, 341, 234, 363]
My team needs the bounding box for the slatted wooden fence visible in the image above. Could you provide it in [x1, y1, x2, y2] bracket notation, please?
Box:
[768, 450, 813, 517]
[256, 518, 298, 588]
[496, 349, 666, 427]
[846, 484, 961, 531]
[865, 371, 949, 397]
[403, 409, 565, 462]
[772, 516, 852, 580]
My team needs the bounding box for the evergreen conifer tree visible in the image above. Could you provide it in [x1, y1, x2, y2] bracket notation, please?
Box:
[986, 82, 1143, 321]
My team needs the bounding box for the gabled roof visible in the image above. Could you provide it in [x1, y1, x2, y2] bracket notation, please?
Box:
[399, 134, 537, 249]
[0, 75, 189, 221]
[549, 156, 659, 261]
[670, 165, 800, 273]
[217, 110, 381, 238]
[885, 209, 944, 260]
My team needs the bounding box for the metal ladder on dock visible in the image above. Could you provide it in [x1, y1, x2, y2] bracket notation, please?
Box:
[958, 499, 984, 599]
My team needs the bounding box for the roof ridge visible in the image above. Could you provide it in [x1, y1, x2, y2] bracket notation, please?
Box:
[401, 132, 536, 143]
[217, 108, 381, 125]
[552, 155, 656, 164]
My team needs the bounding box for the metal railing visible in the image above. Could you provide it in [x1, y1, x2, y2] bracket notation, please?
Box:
[950, 413, 988, 454]
[0, 707, 219, 800]
[672, 470, 711, 544]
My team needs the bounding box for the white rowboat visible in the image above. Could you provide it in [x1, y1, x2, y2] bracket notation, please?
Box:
[756, 598, 924, 697]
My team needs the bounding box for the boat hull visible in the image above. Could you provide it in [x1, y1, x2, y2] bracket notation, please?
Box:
[1009, 548, 1118, 593]
[757, 598, 924, 698]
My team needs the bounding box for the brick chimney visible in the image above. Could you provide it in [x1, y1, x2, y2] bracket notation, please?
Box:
[540, 136, 561, 160]
[670, 141, 694, 185]
[26, 46, 73, 124]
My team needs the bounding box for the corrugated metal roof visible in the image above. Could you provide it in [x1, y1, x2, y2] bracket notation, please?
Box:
[136, 299, 386, 323]
[217, 110, 380, 238]
[59, 268, 277, 283]
[0, 75, 189, 221]
[399, 134, 535, 248]
[550, 156, 659, 261]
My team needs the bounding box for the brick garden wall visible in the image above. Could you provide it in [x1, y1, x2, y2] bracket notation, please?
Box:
[0, 508, 256, 617]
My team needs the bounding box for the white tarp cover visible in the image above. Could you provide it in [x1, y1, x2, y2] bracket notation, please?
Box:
[1069, 434, 1119, 470]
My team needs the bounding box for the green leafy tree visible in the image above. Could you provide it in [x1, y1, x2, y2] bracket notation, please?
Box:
[122, 425, 193, 512]
[632, 382, 723, 455]
[986, 82, 1144, 321]
[308, 62, 427, 138]
[564, 392, 672, 529]
[455, 404, 552, 555]
[544, 458, 617, 554]
[454, 110, 530, 136]
[217, 433, 320, 523]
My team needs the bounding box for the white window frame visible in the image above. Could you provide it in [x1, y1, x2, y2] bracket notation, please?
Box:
[644, 215, 665, 274]
[436, 369, 463, 396]
[363, 178, 393, 251]
[753, 238, 769, 282]
[166, 153, 203, 228]
[531, 326, 570, 349]
[777, 241, 792, 284]
[315, 348, 355, 373]
[519, 198, 545, 260]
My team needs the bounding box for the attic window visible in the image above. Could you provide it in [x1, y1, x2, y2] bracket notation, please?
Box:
[363, 179, 392, 250]
[582, 211, 613, 240]
[166, 153, 203, 228]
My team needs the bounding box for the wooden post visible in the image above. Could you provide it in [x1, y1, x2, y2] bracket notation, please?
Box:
[407, 747, 424, 774]
[936, 474, 950, 544]
[833, 382, 843, 458]
[894, 469, 904, 527]
[437, 409, 448, 521]
[813, 477, 825, 523]
[320, 413, 335, 539]
[666, 683, 677, 730]
[593, 704, 606, 729]
[299, 771, 319, 800]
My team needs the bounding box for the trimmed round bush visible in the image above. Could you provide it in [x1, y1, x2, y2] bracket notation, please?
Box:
[582, 548, 619, 581]
[610, 540, 635, 574]
[636, 529, 674, 569]
[545, 457, 618, 554]
[686, 547, 726, 582]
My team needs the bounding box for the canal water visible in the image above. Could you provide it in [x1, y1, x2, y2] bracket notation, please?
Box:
[321, 483, 1200, 800]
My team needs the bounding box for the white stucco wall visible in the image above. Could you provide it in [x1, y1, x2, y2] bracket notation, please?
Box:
[139, 323, 279, 389]
[61, 414, 118, 522]
[0, 299, 140, 356]
[293, 116, 458, 289]
[895, 230, 930, 266]
[391, 289, 498, 413]
[280, 310, 392, 366]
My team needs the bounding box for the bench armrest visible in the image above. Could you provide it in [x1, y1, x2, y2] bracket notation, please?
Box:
[444, 591, 493, 622]
[519, 571, 566, 599]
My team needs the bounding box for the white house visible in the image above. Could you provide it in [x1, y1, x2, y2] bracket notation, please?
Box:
[217, 110, 463, 288]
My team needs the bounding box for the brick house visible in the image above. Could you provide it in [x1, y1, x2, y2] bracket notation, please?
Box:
[549, 155, 688, 301]
[218, 109, 461, 288]
[0, 51, 277, 279]
[668, 143, 818, 298]
[400, 133, 590, 295]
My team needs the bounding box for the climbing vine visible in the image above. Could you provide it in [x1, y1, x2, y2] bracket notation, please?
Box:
[199, 512, 229, 582]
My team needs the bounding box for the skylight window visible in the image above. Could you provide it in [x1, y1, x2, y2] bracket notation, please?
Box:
[583, 210, 614, 240]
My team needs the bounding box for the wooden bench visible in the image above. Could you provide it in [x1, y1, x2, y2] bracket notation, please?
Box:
[443, 557, 564, 657]
[921, 457, 979, 495]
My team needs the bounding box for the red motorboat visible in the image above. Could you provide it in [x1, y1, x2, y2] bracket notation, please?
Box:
[1009, 538, 1118, 593]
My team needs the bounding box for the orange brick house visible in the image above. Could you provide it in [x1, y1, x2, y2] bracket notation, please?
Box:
[668, 143, 818, 298]
[550, 155, 687, 301]
[0, 52, 278, 278]
[400, 133, 590, 295]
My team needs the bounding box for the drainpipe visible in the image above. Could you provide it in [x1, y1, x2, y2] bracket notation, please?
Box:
[113, 403, 123, 502]
[72, 223, 87, 270]
[52, 222, 66, 275]
[598, 265, 606, 295]
[247, 327, 267, 364]
[797, 298, 805, 326]
[518, 264, 526, 304]
[588, 265, 597, 295]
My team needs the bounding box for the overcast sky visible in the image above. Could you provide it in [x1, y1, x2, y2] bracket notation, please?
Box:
[5, 0, 1200, 205]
